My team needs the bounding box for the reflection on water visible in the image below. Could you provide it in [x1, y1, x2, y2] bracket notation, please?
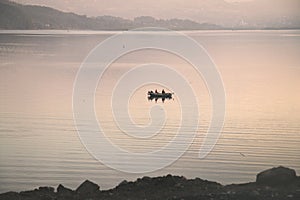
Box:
[0, 30, 300, 192]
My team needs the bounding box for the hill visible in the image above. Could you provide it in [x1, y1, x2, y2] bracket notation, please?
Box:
[0, 0, 222, 30]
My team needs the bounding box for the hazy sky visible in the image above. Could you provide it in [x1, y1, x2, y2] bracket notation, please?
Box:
[11, 0, 300, 26]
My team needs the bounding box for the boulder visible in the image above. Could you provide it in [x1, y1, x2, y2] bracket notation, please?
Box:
[75, 180, 100, 196]
[256, 166, 297, 186]
[0, 192, 21, 200]
[19, 187, 56, 200]
[38, 186, 55, 193]
[57, 184, 74, 196]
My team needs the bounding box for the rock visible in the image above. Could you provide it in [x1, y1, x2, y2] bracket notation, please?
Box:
[141, 176, 152, 182]
[19, 187, 56, 200]
[251, 190, 260, 196]
[1, 166, 299, 200]
[256, 166, 297, 186]
[118, 180, 128, 187]
[75, 180, 100, 196]
[0, 192, 21, 200]
[57, 184, 74, 196]
[38, 186, 55, 193]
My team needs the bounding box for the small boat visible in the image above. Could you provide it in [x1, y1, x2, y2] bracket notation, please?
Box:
[147, 91, 173, 99]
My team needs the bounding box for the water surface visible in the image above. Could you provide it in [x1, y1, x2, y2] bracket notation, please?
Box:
[0, 30, 300, 192]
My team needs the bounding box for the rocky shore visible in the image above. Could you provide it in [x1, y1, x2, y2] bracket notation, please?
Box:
[1, 166, 299, 200]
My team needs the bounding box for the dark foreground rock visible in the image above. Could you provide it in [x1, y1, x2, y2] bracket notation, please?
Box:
[76, 180, 100, 197]
[57, 184, 74, 199]
[1, 166, 300, 200]
[256, 166, 297, 186]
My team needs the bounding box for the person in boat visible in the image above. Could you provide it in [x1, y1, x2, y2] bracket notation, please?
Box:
[162, 89, 165, 94]
[155, 89, 158, 93]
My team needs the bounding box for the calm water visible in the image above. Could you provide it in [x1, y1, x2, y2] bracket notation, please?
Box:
[0, 30, 300, 192]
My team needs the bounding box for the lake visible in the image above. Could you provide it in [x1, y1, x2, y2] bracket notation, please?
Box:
[0, 30, 299, 193]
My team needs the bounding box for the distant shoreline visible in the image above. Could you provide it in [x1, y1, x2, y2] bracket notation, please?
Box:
[1, 0, 299, 31]
[0, 29, 299, 35]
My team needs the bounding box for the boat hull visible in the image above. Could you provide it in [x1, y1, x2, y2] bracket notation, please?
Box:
[147, 91, 172, 99]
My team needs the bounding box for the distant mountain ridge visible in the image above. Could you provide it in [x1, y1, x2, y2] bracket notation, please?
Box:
[1, 0, 299, 30]
[0, 0, 222, 30]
